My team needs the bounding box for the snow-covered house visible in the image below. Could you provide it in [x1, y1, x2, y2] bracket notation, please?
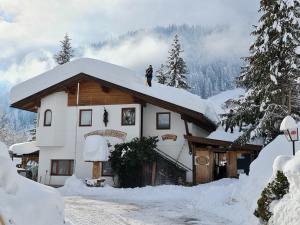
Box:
[9, 58, 260, 186]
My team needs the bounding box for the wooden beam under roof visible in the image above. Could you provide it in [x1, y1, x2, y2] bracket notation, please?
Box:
[184, 135, 262, 152]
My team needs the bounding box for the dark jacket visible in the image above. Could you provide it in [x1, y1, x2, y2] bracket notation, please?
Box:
[146, 67, 153, 78]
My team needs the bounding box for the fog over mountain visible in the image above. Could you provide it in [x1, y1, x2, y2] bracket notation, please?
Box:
[86, 25, 243, 98]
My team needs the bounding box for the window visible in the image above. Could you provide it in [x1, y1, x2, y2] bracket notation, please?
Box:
[156, 112, 171, 129]
[44, 109, 52, 126]
[51, 160, 74, 176]
[102, 161, 114, 176]
[121, 108, 136, 126]
[79, 109, 92, 126]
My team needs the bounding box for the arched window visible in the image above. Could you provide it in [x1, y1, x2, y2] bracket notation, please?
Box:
[44, 109, 52, 126]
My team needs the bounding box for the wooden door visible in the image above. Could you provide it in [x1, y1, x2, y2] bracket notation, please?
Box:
[227, 151, 237, 178]
[194, 149, 214, 184]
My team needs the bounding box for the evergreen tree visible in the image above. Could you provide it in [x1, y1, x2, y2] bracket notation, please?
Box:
[254, 171, 289, 223]
[226, 0, 300, 144]
[156, 64, 168, 84]
[165, 34, 190, 89]
[54, 33, 74, 65]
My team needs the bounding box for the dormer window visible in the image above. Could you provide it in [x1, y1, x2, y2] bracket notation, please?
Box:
[44, 109, 52, 126]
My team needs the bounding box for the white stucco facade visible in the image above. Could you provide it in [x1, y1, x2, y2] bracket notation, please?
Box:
[36, 91, 209, 186]
[37, 91, 143, 186]
[143, 104, 209, 182]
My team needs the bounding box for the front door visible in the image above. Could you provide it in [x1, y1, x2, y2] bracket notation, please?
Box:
[194, 149, 214, 184]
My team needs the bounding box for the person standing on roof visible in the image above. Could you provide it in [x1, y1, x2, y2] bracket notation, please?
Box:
[145, 65, 153, 87]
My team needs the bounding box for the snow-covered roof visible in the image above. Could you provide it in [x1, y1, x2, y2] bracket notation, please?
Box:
[207, 127, 242, 142]
[9, 141, 39, 155]
[207, 88, 245, 115]
[10, 58, 219, 125]
[83, 135, 109, 162]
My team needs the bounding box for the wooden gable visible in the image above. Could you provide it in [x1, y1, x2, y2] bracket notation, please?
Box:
[68, 79, 135, 106]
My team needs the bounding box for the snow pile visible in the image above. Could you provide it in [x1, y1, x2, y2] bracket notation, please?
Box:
[0, 142, 18, 194]
[268, 153, 300, 225]
[208, 88, 245, 115]
[61, 175, 86, 195]
[280, 115, 297, 130]
[231, 128, 300, 225]
[83, 135, 109, 161]
[9, 141, 39, 155]
[207, 126, 242, 142]
[0, 142, 69, 225]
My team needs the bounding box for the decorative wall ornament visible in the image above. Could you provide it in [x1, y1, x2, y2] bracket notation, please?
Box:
[84, 129, 127, 141]
[161, 134, 177, 141]
[194, 156, 210, 166]
[103, 108, 109, 127]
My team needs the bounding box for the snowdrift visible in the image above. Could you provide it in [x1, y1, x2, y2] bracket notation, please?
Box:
[267, 153, 300, 225]
[60, 126, 300, 225]
[0, 142, 68, 225]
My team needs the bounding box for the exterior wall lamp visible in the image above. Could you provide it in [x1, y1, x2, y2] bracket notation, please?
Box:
[280, 115, 299, 156]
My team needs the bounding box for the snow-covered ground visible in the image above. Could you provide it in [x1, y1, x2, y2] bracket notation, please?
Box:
[61, 177, 238, 225]
[59, 123, 300, 225]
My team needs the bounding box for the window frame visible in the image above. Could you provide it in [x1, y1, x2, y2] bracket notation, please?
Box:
[43, 109, 52, 127]
[79, 109, 93, 127]
[101, 161, 114, 177]
[121, 107, 136, 126]
[50, 159, 74, 176]
[156, 112, 171, 130]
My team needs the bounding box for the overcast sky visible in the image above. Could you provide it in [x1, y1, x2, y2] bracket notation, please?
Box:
[0, 0, 260, 83]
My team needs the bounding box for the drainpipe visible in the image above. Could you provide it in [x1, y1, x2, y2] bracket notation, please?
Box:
[74, 82, 80, 175]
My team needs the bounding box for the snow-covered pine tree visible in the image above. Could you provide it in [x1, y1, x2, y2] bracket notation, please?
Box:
[226, 0, 300, 144]
[54, 33, 74, 65]
[156, 64, 168, 84]
[165, 34, 190, 89]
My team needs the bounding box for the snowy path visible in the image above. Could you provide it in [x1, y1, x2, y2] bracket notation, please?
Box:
[64, 196, 234, 225]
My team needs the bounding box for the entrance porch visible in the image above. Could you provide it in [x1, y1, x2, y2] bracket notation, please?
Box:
[184, 135, 262, 184]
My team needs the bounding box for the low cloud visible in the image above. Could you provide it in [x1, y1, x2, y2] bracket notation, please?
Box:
[0, 0, 260, 82]
[83, 35, 169, 74]
[0, 50, 56, 84]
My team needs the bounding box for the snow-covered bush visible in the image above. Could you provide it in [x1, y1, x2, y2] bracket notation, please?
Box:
[267, 153, 300, 225]
[0, 142, 68, 225]
[254, 171, 289, 223]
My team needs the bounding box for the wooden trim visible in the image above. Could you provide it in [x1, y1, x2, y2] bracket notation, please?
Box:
[79, 109, 92, 126]
[192, 145, 196, 185]
[121, 107, 136, 126]
[183, 119, 193, 154]
[50, 159, 74, 176]
[43, 109, 52, 126]
[151, 161, 157, 186]
[10, 73, 216, 132]
[185, 135, 262, 152]
[140, 105, 144, 137]
[156, 112, 171, 130]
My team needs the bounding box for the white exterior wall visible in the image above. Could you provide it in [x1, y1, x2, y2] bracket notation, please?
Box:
[36, 92, 210, 186]
[142, 104, 208, 182]
[37, 91, 141, 186]
[36, 92, 67, 147]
